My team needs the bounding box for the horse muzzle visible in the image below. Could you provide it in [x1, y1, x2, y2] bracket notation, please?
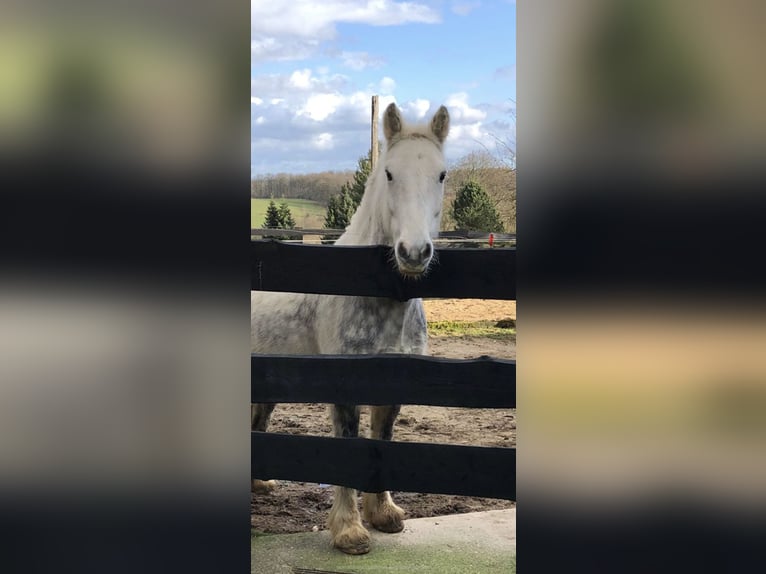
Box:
[394, 241, 433, 277]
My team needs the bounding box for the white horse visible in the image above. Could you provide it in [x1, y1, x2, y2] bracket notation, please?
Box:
[251, 103, 450, 555]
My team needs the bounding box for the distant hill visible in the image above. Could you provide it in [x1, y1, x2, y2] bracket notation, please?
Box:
[250, 198, 327, 230]
[251, 171, 353, 205]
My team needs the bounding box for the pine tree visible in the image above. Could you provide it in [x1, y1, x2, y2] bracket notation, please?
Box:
[347, 154, 372, 207]
[322, 184, 352, 243]
[262, 199, 297, 240]
[451, 181, 505, 232]
[278, 202, 296, 229]
[263, 200, 282, 229]
[323, 152, 372, 242]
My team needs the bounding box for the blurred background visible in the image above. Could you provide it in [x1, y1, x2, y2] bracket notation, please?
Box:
[0, 2, 250, 572]
[519, 0, 766, 571]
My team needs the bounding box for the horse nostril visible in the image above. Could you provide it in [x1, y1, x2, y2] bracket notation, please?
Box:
[397, 242, 431, 267]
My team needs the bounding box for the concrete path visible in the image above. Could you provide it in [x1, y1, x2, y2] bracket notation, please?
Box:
[251, 508, 516, 574]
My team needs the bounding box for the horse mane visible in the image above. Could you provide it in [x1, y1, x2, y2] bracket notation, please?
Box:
[338, 163, 387, 246]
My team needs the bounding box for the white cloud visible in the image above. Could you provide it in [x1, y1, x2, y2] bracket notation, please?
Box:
[444, 92, 487, 122]
[250, 70, 514, 175]
[379, 76, 396, 95]
[251, 97, 263, 105]
[251, 70, 349, 100]
[251, 36, 320, 63]
[403, 98, 431, 119]
[445, 122, 496, 161]
[251, 0, 440, 64]
[313, 133, 335, 150]
[448, 122, 485, 141]
[341, 51, 385, 71]
[252, 0, 440, 37]
[288, 69, 313, 90]
[451, 1, 482, 16]
[298, 93, 344, 121]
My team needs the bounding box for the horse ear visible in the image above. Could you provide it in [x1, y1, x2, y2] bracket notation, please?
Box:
[383, 103, 403, 141]
[430, 105, 450, 143]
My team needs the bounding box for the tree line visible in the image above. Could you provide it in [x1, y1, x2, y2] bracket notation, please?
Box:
[256, 149, 516, 238]
[251, 170, 354, 204]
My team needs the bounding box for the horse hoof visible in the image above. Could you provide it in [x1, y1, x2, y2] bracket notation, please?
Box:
[251, 479, 277, 494]
[372, 516, 404, 533]
[332, 524, 371, 555]
[363, 495, 405, 533]
[368, 506, 405, 533]
[336, 541, 370, 555]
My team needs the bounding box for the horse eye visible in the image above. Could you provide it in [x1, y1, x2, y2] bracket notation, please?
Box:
[439, 171, 447, 183]
[385, 169, 393, 182]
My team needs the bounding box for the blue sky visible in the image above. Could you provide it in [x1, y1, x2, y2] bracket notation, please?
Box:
[251, 1, 516, 175]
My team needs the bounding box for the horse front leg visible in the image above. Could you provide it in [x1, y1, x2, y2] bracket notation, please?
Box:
[363, 405, 405, 533]
[327, 404, 370, 554]
[251, 403, 278, 493]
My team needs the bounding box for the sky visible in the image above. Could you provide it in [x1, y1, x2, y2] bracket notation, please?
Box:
[251, 0, 516, 176]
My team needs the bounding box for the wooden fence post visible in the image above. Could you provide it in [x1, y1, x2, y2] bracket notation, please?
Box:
[371, 95, 379, 170]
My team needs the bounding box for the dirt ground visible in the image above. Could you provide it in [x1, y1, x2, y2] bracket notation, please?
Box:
[251, 299, 516, 534]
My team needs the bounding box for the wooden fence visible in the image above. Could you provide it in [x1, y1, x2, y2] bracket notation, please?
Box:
[251, 239, 516, 500]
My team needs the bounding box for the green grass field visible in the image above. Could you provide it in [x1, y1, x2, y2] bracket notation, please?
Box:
[428, 320, 516, 341]
[251, 198, 326, 229]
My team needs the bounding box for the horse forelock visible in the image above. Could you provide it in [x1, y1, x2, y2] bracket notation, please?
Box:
[385, 129, 443, 152]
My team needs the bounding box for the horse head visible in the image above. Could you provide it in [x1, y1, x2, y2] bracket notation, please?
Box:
[380, 103, 450, 277]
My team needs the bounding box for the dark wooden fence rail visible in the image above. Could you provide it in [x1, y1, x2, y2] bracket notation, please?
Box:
[251, 354, 515, 408]
[251, 240, 516, 300]
[252, 432, 515, 500]
[251, 240, 516, 501]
